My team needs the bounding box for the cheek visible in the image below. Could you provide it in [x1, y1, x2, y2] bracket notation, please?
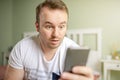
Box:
[62, 29, 67, 36]
[39, 30, 51, 38]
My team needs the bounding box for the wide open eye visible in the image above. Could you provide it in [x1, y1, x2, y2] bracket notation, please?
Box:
[45, 25, 53, 30]
[59, 24, 66, 30]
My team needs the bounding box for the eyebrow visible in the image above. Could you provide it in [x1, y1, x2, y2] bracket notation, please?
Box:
[60, 21, 67, 24]
[44, 21, 52, 25]
[44, 21, 67, 25]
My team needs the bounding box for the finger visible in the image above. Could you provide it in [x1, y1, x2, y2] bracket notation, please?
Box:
[72, 66, 93, 78]
[60, 72, 91, 80]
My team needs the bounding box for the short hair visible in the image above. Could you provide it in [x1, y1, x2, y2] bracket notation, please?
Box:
[36, 0, 69, 23]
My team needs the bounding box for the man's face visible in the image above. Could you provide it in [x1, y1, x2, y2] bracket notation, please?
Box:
[36, 7, 68, 49]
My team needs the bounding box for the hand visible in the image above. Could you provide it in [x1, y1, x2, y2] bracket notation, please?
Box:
[59, 66, 94, 80]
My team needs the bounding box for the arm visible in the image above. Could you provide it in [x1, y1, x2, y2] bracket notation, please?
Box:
[60, 66, 94, 80]
[4, 65, 24, 80]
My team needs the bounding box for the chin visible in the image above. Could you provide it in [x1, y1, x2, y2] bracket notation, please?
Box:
[50, 44, 60, 49]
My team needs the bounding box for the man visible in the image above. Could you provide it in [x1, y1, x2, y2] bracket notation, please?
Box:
[4, 0, 93, 80]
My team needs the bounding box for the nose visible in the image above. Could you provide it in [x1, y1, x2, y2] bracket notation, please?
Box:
[52, 28, 59, 37]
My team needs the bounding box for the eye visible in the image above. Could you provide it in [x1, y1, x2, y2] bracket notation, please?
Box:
[59, 25, 65, 29]
[45, 25, 53, 30]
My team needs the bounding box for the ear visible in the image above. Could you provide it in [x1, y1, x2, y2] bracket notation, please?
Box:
[35, 22, 39, 32]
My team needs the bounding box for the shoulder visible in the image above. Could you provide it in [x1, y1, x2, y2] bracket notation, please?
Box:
[61, 37, 80, 48]
[63, 37, 75, 42]
[16, 35, 39, 48]
[11, 35, 40, 56]
[9, 35, 40, 69]
[63, 37, 77, 45]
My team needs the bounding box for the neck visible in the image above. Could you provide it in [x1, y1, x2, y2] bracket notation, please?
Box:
[40, 41, 58, 61]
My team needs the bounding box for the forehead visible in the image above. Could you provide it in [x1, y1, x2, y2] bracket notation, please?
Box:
[40, 6, 68, 15]
[39, 7, 68, 23]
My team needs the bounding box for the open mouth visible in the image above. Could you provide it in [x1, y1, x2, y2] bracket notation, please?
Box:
[51, 39, 59, 45]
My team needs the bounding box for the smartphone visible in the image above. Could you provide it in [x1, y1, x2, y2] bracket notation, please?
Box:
[64, 48, 90, 72]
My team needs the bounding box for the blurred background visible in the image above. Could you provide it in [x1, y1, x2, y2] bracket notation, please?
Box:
[0, 0, 120, 80]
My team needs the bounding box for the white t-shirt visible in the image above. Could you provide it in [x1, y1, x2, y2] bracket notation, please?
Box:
[9, 35, 80, 80]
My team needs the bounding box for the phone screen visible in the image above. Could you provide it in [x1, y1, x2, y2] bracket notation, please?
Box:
[64, 48, 90, 72]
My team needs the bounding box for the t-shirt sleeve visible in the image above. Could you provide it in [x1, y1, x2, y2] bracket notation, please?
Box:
[8, 42, 23, 69]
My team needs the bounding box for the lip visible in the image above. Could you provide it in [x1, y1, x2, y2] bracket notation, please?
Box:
[50, 39, 59, 45]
